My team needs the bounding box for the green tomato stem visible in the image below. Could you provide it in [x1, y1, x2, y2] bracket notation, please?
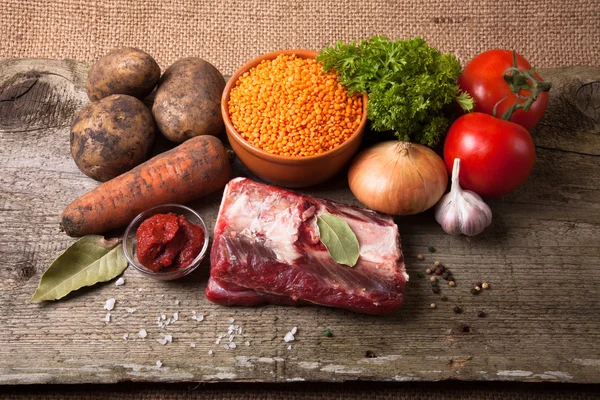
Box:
[493, 51, 552, 122]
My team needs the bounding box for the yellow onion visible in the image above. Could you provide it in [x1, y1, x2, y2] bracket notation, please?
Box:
[348, 141, 448, 215]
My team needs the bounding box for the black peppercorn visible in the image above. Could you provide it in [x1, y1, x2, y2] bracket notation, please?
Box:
[477, 311, 486, 318]
[458, 323, 471, 333]
[365, 350, 377, 358]
[470, 288, 479, 295]
[453, 305, 462, 313]
[432, 286, 441, 294]
[442, 272, 450, 280]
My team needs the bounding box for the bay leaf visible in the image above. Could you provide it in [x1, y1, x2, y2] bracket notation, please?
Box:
[29, 235, 128, 302]
[316, 213, 360, 267]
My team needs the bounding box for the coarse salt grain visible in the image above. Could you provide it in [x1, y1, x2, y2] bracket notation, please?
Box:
[230, 342, 237, 349]
[104, 298, 115, 311]
[138, 329, 147, 338]
[173, 312, 179, 321]
[208, 350, 213, 355]
[192, 315, 204, 322]
[245, 341, 250, 347]
[190, 343, 196, 348]
[284, 332, 295, 343]
[175, 300, 180, 305]
[157, 335, 173, 345]
[138, 288, 143, 292]
[115, 278, 125, 286]
[122, 333, 128, 341]
[228, 317, 235, 323]
[227, 325, 242, 335]
[104, 313, 111, 323]
[287, 345, 292, 350]
[156, 361, 162, 368]
[291, 327, 298, 335]
[126, 308, 136, 314]
[223, 344, 230, 350]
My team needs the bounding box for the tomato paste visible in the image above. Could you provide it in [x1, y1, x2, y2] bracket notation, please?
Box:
[136, 212, 205, 272]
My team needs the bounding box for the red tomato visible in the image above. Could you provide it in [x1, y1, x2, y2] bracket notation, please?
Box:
[443, 113, 536, 197]
[458, 50, 549, 131]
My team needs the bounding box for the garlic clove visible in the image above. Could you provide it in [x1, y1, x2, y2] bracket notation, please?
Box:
[454, 193, 492, 236]
[435, 196, 462, 235]
[434, 158, 492, 236]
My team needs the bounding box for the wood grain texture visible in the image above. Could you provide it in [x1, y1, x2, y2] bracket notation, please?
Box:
[0, 59, 599, 385]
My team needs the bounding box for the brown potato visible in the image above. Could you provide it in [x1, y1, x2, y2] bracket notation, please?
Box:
[152, 58, 225, 143]
[86, 47, 161, 102]
[71, 95, 156, 182]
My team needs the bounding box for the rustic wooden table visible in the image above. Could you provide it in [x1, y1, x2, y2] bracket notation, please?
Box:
[0, 59, 599, 384]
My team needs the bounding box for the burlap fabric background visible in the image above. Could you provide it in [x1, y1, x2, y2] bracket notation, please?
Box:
[2, 0, 600, 398]
[1, 0, 599, 71]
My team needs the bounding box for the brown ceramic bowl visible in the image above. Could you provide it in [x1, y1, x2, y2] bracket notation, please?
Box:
[222, 49, 368, 188]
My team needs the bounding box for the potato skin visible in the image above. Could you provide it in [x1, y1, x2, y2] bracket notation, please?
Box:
[71, 95, 156, 182]
[86, 47, 161, 102]
[152, 58, 226, 143]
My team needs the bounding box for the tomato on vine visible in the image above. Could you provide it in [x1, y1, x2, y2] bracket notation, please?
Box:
[458, 50, 551, 131]
[443, 50, 552, 197]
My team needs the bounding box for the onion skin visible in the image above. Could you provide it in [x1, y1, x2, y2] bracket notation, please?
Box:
[348, 141, 448, 215]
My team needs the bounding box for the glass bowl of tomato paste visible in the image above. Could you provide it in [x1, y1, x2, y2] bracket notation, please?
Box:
[123, 204, 209, 280]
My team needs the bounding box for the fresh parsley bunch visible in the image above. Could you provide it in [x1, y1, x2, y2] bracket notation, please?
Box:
[317, 36, 474, 147]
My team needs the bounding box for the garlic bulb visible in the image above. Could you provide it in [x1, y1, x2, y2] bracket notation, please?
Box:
[434, 158, 492, 236]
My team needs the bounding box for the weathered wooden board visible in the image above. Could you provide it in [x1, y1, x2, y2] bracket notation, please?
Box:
[0, 59, 599, 385]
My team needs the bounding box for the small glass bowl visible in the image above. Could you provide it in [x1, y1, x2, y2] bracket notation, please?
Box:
[123, 204, 209, 280]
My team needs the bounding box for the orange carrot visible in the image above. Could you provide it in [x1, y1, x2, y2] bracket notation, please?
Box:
[61, 135, 232, 237]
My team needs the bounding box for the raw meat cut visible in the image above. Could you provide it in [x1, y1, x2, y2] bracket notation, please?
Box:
[206, 178, 408, 315]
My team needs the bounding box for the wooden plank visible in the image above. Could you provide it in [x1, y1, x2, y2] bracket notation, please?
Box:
[0, 59, 599, 385]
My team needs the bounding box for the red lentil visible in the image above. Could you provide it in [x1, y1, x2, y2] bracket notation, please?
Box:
[228, 54, 363, 157]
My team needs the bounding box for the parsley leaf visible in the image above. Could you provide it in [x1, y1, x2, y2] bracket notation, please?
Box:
[317, 36, 474, 147]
